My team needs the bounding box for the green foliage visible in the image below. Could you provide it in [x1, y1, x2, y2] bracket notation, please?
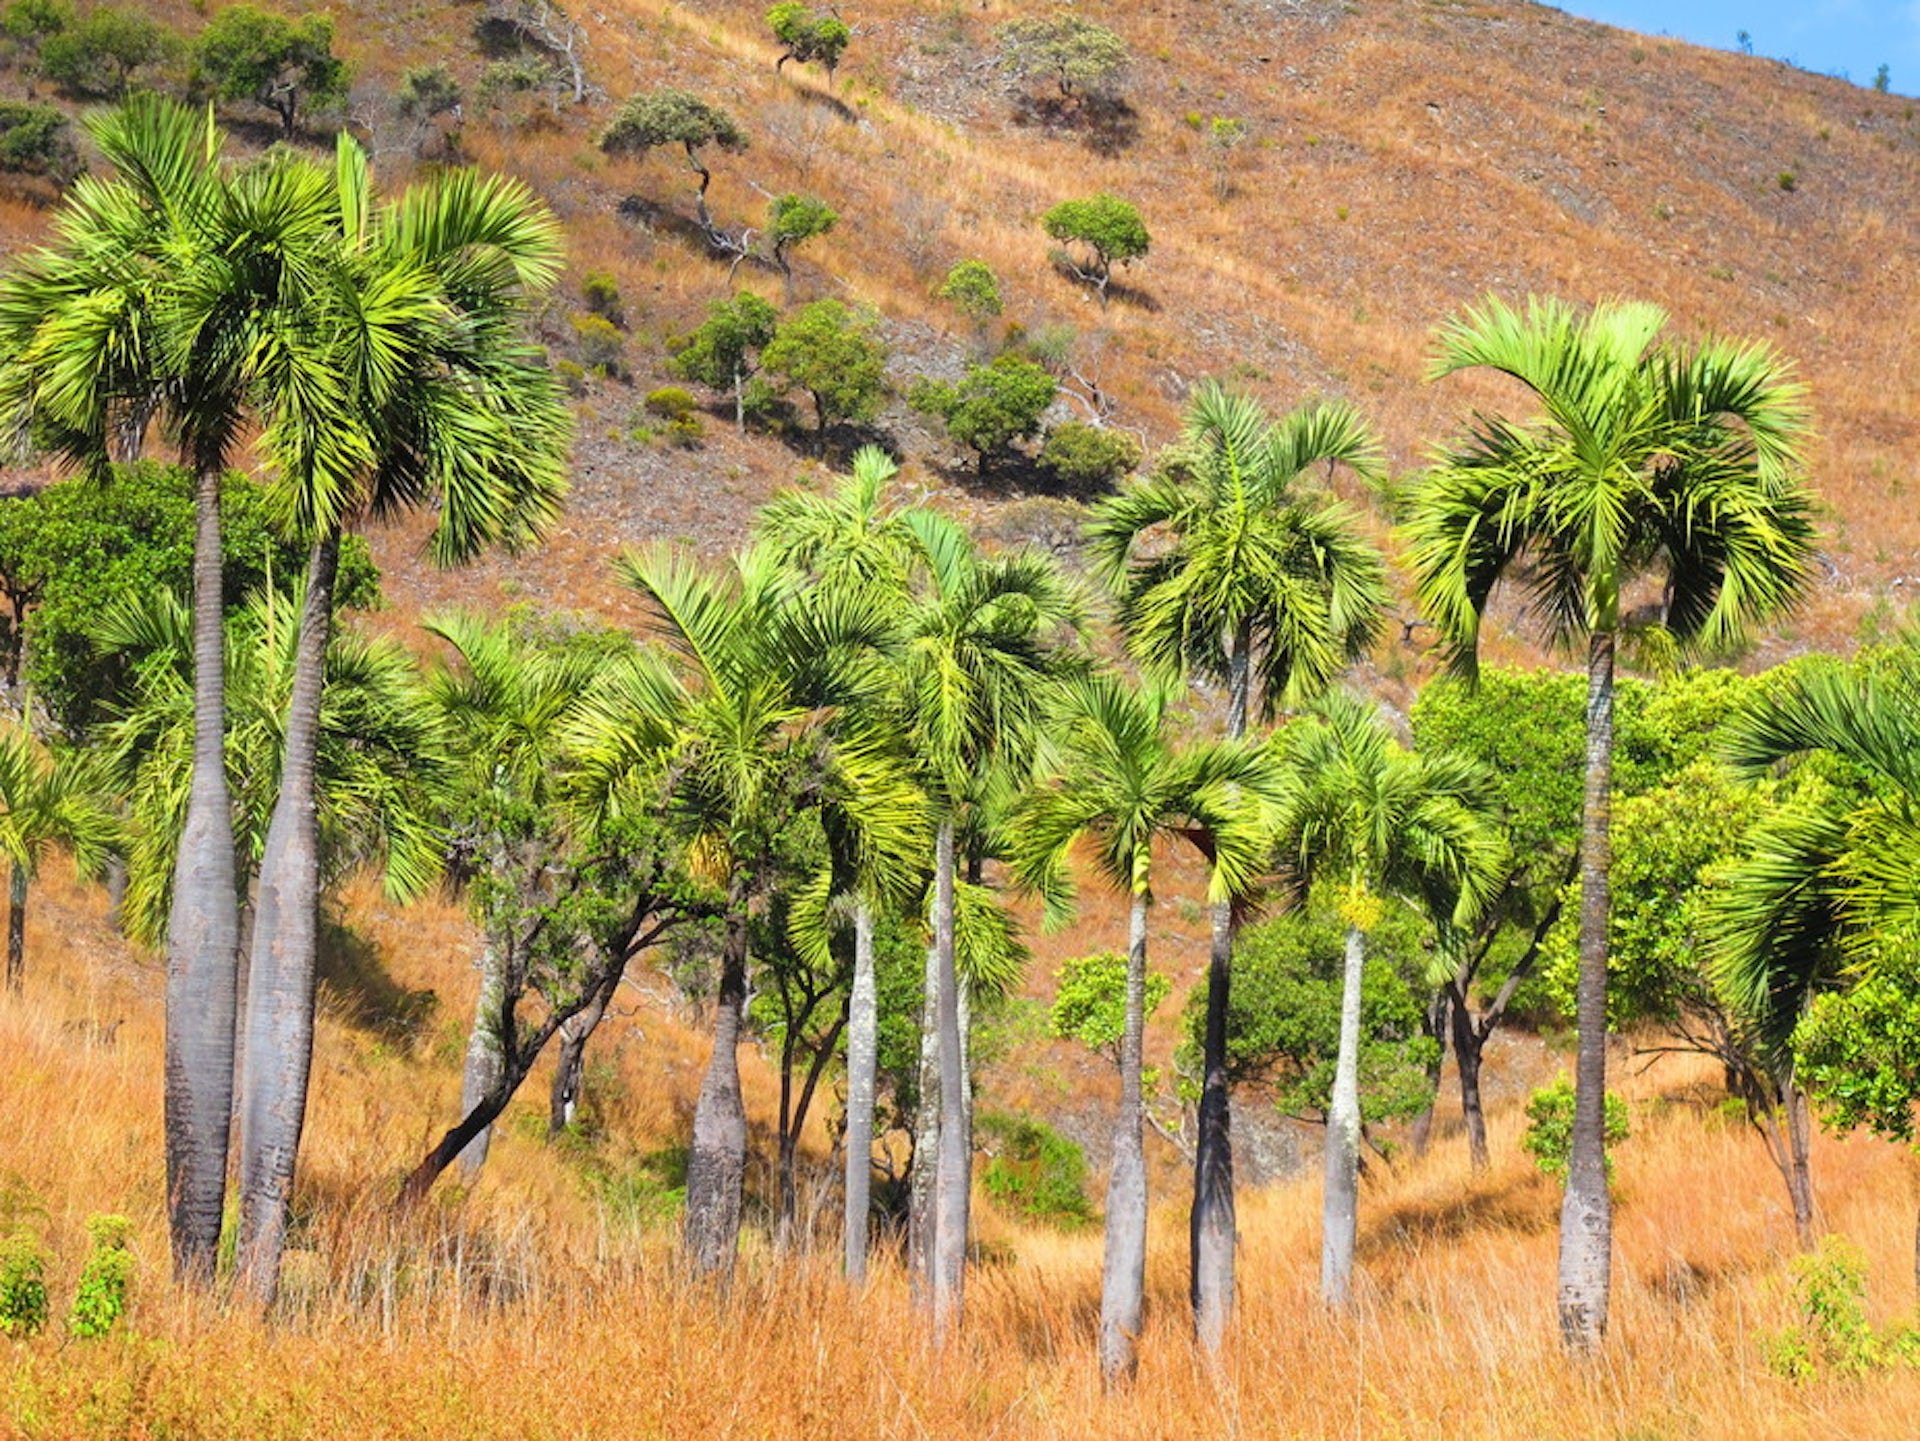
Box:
[194, 6, 349, 136]
[996, 14, 1129, 98]
[760, 299, 888, 437]
[0, 1230, 48, 1337]
[580, 269, 623, 325]
[1796, 938, 1920, 1143]
[1048, 951, 1170, 1065]
[1180, 896, 1438, 1124]
[396, 62, 462, 119]
[0, 100, 78, 181]
[766, 2, 850, 80]
[1521, 1075, 1629, 1180]
[1764, 1238, 1916, 1380]
[65, 1214, 131, 1339]
[598, 88, 747, 162]
[934, 259, 1003, 328]
[586, 1144, 688, 1230]
[908, 353, 1055, 470]
[1037, 422, 1139, 493]
[0, 0, 73, 57]
[643, 387, 696, 421]
[1874, 63, 1891, 94]
[766, 192, 836, 276]
[1042, 193, 1149, 295]
[978, 1110, 1094, 1229]
[570, 312, 625, 378]
[40, 4, 177, 98]
[669, 291, 780, 398]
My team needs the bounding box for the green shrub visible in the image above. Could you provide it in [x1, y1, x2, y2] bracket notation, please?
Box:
[588, 1144, 687, 1231]
[65, 1214, 131, 1340]
[978, 1110, 1094, 1230]
[1038, 421, 1139, 492]
[554, 358, 588, 396]
[643, 386, 696, 421]
[934, 258, 1002, 329]
[1048, 951, 1171, 1064]
[40, 3, 176, 98]
[0, 1231, 49, 1337]
[581, 269, 624, 325]
[570, 313, 625, 378]
[1764, 1237, 1911, 1379]
[0, 100, 78, 182]
[1521, 1075, 1629, 1180]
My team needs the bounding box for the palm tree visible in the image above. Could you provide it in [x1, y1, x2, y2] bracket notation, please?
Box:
[570, 544, 924, 1278]
[1401, 294, 1818, 1351]
[897, 533, 1081, 1340]
[1269, 691, 1504, 1307]
[233, 138, 570, 1304]
[0, 726, 118, 989]
[0, 95, 343, 1280]
[1008, 673, 1272, 1384]
[1086, 381, 1387, 1350]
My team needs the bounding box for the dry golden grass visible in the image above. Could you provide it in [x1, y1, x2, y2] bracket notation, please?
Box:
[5, 860, 1920, 1439]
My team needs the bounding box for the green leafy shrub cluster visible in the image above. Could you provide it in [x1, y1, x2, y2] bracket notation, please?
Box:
[1521, 1075, 1629, 1180]
[978, 1110, 1094, 1230]
[1765, 1237, 1920, 1380]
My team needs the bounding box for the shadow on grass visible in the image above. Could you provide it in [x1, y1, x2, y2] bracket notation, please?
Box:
[316, 912, 438, 1047]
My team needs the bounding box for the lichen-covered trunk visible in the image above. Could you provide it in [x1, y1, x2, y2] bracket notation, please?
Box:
[683, 882, 751, 1277]
[1191, 622, 1249, 1353]
[908, 936, 939, 1306]
[931, 818, 968, 1343]
[1100, 891, 1151, 1386]
[843, 896, 878, 1285]
[164, 464, 242, 1285]
[1321, 924, 1367, 1308]
[1557, 628, 1616, 1353]
[549, 970, 615, 1137]
[457, 934, 510, 1178]
[1451, 988, 1490, 1171]
[1784, 1077, 1817, 1250]
[4, 864, 23, 992]
[236, 532, 339, 1307]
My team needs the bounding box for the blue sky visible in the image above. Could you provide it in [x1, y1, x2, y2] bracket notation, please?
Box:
[1553, 1, 1920, 91]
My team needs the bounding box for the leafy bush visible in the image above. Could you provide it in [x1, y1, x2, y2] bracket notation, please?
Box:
[0, 0, 74, 60]
[1521, 1075, 1629, 1180]
[396, 62, 462, 120]
[40, 4, 176, 98]
[935, 259, 1003, 329]
[1765, 1237, 1920, 1379]
[194, 5, 349, 137]
[978, 1110, 1094, 1230]
[759, 299, 888, 440]
[580, 269, 624, 325]
[766, 2, 849, 84]
[908, 352, 1056, 473]
[65, 1214, 131, 1339]
[570, 313, 625, 378]
[1048, 951, 1170, 1065]
[1038, 421, 1139, 492]
[0, 1231, 49, 1337]
[643, 387, 702, 447]
[996, 15, 1129, 99]
[1041, 193, 1149, 302]
[0, 100, 78, 182]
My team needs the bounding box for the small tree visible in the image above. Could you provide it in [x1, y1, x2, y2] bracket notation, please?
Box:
[668, 290, 780, 432]
[934, 259, 1002, 349]
[1038, 421, 1138, 493]
[1050, 951, 1172, 1068]
[767, 2, 850, 87]
[1042, 193, 1148, 306]
[997, 15, 1128, 100]
[599, 89, 747, 234]
[40, 5, 177, 99]
[765, 192, 836, 303]
[397, 63, 462, 120]
[909, 353, 1056, 476]
[0, 0, 74, 70]
[194, 5, 349, 137]
[0, 102, 78, 182]
[760, 299, 888, 447]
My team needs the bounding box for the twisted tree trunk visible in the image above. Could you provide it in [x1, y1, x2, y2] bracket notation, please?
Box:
[1321, 923, 1368, 1308]
[236, 531, 340, 1307]
[164, 464, 242, 1284]
[1557, 628, 1616, 1353]
[550, 963, 619, 1135]
[683, 879, 751, 1277]
[1450, 985, 1490, 1171]
[1100, 890, 1151, 1385]
[843, 896, 878, 1284]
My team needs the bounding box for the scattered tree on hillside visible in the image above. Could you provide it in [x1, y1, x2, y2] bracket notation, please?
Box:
[1041, 194, 1149, 306]
[1404, 293, 1820, 1353]
[599, 89, 748, 243]
[997, 15, 1128, 101]
[759, 299, 888, 448]
[40, 5, 176, 100]
[908, 353, 1056, 477]
[483, 0, 589, 105]
[1038, 421, 1139, 493]
[934, 259, 1002, 351]
[0, 0, 73, 72]
[668, 291, 780, 433]
[767, 2, 850, 87]
[765, 192, 836, 303]
[194, 6, 349, 138]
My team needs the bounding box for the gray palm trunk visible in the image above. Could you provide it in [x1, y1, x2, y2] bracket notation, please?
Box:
[164, 465, 243, 1284]
[236, 531, 340, 1306]
[683, 883, 751, 1277]
[1100, 890, 1151, 1385]
[908, 937, 939, 1306]
[4, 863, 23, 991]
[1191, 622, 1250, 1353]
[931, 816, 968, 1341]
[457, 933, 509, 1178]
[1557, 628, 1616, 1352]
[1321, 923, 1367, 1307]
[842, 896, 878, 1284]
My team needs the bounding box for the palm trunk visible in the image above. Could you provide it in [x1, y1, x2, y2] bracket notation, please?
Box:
[1450, 984, 1490, 1171]
[1321, 923, 1367, 1308]
[457, 933, 510, 1177]
[843, 895, 878, 1285]
[1784, 1077, 1816, 1250]
[164, 464, 242, 1284]
[1410, 988, 1449, 1158]
[1100, 890, 1151, 1385]
[1557, 628, 1615, 1353]
[1191, 620, 1250, 1352]
[4, 864, 22, 992]
[549, 967, 617, 1136]
[683, 878, 751, 1277]
[236, 531, 340, 1307]
[908, 937, 939, 1305]
[931, 817, 967, 1342]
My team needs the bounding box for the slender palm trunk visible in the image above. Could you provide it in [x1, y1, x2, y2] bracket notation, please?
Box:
[165, 465, 242, 1284]
[931, 817, 968, 1342]
[684, 879, 751, 1277]
[1321, 923, 1368, 1307]
[1100, 890, 1151, 1385]
[1410, 988, 1450, 1159]
[1450, 985, 1490, 1170]
[4, 864, 22, 992]
[908, 937, 939, 1305]
[1784, 1077, 1816, 1250]
[843, 895, 878, 1285]
[1192, 621, 1250, 1353]
[1557, 628, 1615, 1353]
[236, 531, 340, 1307]
[457, 933, 509, 1177]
